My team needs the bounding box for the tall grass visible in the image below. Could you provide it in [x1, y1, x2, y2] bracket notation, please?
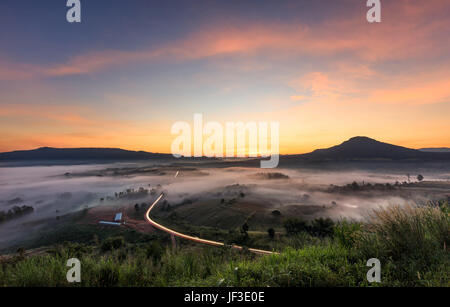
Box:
[352, 204, 449, 285]
[1, 204, 448, 287]
[358, 205, 448, 256]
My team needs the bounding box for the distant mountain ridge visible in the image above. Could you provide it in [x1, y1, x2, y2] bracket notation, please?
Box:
[0, 147, 172, 161]
[1, 137, 449, 162]
[419, 147, 450, 153]
[288, 136, 450, 161]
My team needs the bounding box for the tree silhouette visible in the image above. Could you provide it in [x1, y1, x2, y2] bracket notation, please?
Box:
[267, 228, 275, 239]
[241, 223, 249, 236]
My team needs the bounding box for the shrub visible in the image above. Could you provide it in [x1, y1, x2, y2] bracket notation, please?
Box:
[271, 210, 281, 216]
[310, 218, 335, 237]
[146, 242, 164, 262]
[334, 220, 362, 248]
[101, 236, 125, 252]
[283, 218, 308, 236]
[267, 228, 275, 239]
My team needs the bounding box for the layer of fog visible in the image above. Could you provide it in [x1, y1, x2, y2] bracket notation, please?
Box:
[1, 162, 449, 251]
[163, 167, 449, 220]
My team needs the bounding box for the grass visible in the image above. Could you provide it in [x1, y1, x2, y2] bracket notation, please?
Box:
[0, 203, 448, 287]
[353, 204, 449, 285]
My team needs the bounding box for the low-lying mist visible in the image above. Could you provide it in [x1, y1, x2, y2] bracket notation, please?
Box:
[1, 161, 449, 250]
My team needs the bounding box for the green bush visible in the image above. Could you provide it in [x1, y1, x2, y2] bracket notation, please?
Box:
[146, 242, 164, 262]
[101, 236, 125, 252]
[283, 218, 308, 235]
[284, 218, 335, 237]
[334, 220, 362, 248]
[310, 218, 335, 237]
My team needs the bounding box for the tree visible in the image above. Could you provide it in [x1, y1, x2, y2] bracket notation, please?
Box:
[310, 218, 335, 237]
[271, 210, 281, 216]
[16, 247, 25, 258]
[417, 174, 424, 182]
[241, 223, 249, 236]
[101, 236, 125, 251]
[283, 218, 308, 236]
[267, 228, 275, 239]
[351, 181, 360, 191]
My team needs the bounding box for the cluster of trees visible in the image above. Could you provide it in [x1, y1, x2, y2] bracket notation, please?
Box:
[0, 205, 34, 223]
[283, 217, 335, 237]
[349, 181, 396, 191]
[114, 187, 150, 199]
[134, 203, 141, 211]
[133, 201, 170, 213]
[236, 216, 335, 241]
[254, 172, 289, 180]
[333, 181, 397, 192]
[331, 174, 425, 193]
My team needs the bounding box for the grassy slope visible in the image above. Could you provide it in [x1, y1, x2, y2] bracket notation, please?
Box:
[0, 204, 448, 287]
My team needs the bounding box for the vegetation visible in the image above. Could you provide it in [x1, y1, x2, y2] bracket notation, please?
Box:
[0, 203, 448, 287]
[0, 205, 34, 223]
[283, 217, 335, 237]
[331, 181, 397, 192]
[267, 228, 275, 239]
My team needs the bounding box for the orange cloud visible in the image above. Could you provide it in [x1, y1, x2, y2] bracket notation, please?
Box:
[368, 77, 450, 106]
[0, 104, 94, 126]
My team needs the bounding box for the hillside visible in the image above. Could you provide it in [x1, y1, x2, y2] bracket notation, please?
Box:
[0, 203, 448, 286]
[0, 147, 172, 161]
[1, 137, 449, 162]
[419, 148, 450, 153]
[289, 136, 450, 161]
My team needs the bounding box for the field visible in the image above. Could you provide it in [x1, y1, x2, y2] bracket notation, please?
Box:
[0, 201, 448, 286]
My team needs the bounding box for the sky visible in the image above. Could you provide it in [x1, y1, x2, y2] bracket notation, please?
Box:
[0, 0, 449, 154]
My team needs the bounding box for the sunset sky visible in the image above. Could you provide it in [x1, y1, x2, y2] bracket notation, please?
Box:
[1, 0, 449, 154]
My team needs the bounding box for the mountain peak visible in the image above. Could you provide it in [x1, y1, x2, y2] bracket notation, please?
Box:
[341, 136, 380, 146]
[346, 136, 377, 142]
[302, 136, 434, 161]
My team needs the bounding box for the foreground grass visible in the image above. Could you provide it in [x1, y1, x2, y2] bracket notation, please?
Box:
[0, 204, 448, 287]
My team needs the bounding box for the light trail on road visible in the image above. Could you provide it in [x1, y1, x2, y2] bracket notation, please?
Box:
[144, 193, 278, 255]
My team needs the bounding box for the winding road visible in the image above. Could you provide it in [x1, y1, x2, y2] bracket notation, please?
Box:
[145, 193, 278, 255]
